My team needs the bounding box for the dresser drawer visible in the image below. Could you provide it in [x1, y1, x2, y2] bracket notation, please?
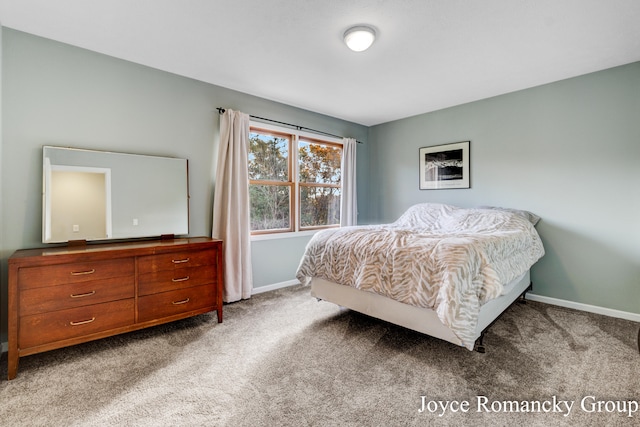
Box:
[18, 258, 134, 290]
[7, 238, 223, 380]
[19, 277, 135, 316]
[138, 284, 215, 322]
[137, 249, 216, 274]
[138, 265, 216, 296]
[19, 299, 134, 349]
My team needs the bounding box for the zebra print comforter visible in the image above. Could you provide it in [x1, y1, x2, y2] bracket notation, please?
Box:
[296, 203, 545, 349]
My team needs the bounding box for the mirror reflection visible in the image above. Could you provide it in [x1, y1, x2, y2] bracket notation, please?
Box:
[43, 146, 189, 243]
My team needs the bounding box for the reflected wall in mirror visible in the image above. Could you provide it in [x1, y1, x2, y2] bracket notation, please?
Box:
[43, 146, 189, 243]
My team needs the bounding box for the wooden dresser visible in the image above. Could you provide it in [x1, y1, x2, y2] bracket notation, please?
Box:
[7, 237, 223, 380]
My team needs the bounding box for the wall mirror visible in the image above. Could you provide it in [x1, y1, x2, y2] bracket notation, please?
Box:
[43, 146, 189, 243]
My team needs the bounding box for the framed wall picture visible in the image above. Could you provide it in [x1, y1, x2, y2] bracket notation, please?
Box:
[419, 141, 470, 190]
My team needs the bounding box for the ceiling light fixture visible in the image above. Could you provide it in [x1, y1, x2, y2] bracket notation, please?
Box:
[343, 26, 376, 52]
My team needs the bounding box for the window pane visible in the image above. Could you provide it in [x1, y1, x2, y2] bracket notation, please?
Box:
[300, 186, 341, 228]
[298, 141, 341, 184]
[249, 184, 290, 231]
[249, 132, 289, 181]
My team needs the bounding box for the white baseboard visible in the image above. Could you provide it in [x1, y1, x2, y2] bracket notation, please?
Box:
[251, 279, 300, 295]
[527, 293, 640, 323]
[1, 290, 635, 355]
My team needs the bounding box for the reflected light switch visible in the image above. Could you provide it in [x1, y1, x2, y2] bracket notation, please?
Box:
[133, 218, 139, 226]
[72, 224, 80, 232]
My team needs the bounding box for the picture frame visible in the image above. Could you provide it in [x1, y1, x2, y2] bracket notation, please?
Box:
[419, 141, 470, 190]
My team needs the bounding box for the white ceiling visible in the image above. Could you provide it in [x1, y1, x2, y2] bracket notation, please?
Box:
[1, 0, 639, 126]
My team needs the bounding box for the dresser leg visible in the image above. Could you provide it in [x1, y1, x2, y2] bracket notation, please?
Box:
[217, 308, 223, 323]
[7, 353, 19, 380]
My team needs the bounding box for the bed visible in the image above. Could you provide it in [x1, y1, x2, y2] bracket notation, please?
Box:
[296, 203, 545, 351]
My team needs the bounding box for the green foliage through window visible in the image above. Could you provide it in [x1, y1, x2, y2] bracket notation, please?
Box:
[249, 184, 290, 231]
[249, 128, 342, 233]
[248, 133, 288, 182]
[300, 186, 341, 228]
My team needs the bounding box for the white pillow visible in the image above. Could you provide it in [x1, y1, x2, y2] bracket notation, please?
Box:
[477, 206, 541, 226]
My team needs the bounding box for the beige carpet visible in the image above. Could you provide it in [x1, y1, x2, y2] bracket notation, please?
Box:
[0, 284, 638, 426]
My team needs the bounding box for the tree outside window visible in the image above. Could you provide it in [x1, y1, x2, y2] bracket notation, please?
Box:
[249, 127, 342, 234]
[298, 139, 341, 228]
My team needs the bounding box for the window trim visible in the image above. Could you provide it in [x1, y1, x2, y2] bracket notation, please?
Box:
[249, 121, 343, 236]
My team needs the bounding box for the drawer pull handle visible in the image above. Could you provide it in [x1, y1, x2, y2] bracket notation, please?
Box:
[172, 276, 190, 282]
[70, 317, 96, 326]
[70, 269, 96, 276]
[70, 290, 96, 298]
[172, 258, 190, 264]
[172, 298, 190, 305]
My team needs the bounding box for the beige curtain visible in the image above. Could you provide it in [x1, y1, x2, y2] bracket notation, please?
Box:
[212, 109, 253, 302]
[340, 137, 358, 226]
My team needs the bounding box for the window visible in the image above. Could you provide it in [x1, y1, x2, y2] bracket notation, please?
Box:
[248, 124, 343, 234]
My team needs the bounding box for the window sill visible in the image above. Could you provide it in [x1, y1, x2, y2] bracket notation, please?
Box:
[250, 229, 321, 241]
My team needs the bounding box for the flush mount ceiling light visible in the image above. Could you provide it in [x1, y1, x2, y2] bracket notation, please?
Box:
[343, 25, 376, 52]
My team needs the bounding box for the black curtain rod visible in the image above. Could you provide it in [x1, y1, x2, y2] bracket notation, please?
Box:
[217, 108, 363, 144]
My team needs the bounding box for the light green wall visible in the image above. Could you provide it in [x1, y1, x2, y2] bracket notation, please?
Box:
[2, 27, 637, 350]
[251, 235, 312, 288]
[0, 28, 369, 344]
[368, 62, 640, 314]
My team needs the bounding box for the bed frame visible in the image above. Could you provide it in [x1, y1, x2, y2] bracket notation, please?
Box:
[311, 270, 532, 352]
